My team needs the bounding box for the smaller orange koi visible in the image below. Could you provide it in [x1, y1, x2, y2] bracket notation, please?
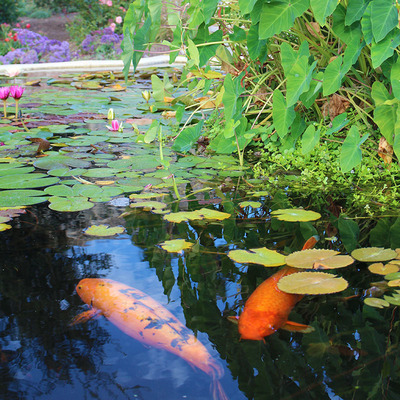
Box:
[238, 237, 318, 340]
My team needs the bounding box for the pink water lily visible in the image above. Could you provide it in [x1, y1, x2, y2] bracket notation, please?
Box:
[0, 87, 10, 118]
[107, 119, 123, 132]
[9, 85, 25, 100]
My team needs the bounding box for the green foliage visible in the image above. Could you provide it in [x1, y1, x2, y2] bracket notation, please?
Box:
[32, 0, 76, 12]
[0, 0, 21, 24]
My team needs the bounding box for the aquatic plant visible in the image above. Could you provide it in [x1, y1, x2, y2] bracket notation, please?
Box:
[107, 119, 123, 132]
[0, 86, 10, 118]
[9, 85, 24, 119]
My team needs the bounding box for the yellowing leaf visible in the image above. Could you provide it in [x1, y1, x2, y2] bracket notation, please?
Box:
[364, 298, 389, 308]
[130, 201, 168, 212]
[368, 263, 399, 275]
[95, 180, 115, 185]
[0, 223, 12, 231]
[159, 239, 194, 253]
[227, 248, 286, 267]
[239, 201, 262, 208]
[388, 279, 400, 287]
[84, 224, 125, 237]
[286, 249, 354, 269]
[278, 272, 348, 295]
[163, 208, 230, 223]
[351, 247, 397, 262]
[271, 208, 321, 222]
[129, 192, 167, 200]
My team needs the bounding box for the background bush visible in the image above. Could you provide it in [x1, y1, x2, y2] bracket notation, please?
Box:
[0, 0, 21, 24]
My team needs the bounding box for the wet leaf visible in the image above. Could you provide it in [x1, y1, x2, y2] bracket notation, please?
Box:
[286, 249, 354, 269]
[0, 174, 59, 189]
[227, 247, 286, 267]
[0, 189, 48, 207]
[159, 239, 194, 253]
[163, 208, 231, 223]
[368, 263, 399, 275]
[0, 223, 12, 231]
[364, 298, 389, 308]
[351, 247, 397, 262]
[48, 196, 94, 212]
[278, 271, 348, 294]
[84, 224, 125, 236]
[271, 208, 321, 222]
[239, 201, 262, 208]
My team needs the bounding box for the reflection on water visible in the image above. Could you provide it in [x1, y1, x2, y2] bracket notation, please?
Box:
[0, 192, 400, 400]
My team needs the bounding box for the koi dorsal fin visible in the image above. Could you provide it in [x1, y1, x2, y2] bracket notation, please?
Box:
[281, 320, 314, 333]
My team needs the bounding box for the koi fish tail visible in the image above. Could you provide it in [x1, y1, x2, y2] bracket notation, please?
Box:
[210, 379, 228, 400]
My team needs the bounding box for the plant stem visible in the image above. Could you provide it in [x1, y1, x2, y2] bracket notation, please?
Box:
[2, 100, 6, 118]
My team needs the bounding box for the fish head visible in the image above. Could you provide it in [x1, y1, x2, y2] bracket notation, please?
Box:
[76, 278, 110, 305]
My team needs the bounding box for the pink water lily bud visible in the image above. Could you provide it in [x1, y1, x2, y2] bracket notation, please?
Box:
[0, 87, 10, 101]
[9, 86, 25, 100]
[107, 120, 123, 132]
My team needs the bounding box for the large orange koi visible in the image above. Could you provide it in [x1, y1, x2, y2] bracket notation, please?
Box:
[238, 236, 317, 340]
[72, 278, 227, 400]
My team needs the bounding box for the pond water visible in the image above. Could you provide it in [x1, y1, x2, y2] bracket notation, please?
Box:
[0, 68, 400, 400]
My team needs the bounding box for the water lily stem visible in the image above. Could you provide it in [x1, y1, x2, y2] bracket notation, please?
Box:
[15, 99, 19, 120]
[2, 100, 6, 118]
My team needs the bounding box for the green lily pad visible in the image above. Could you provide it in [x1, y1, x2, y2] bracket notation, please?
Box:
[84, 224, 125, 236]
[239, 201, 262, 208]
[364, 298, 390, 308]
[0, 174, 59, 189]
[385, 272, 400, 281]
[277, 271, 348, 294]
[48, 196, 94, 212]
[163, 208, 231, 223]
[384, 295, 400, 306]
[130, 201, 168, 211]
[271, 208, 321, 222]
[34, 154, 91, 170]
[227, 247, 286, 267]
[286, 249, 354, 269]
[351, 247, 397, 262]
[0, 189, 48, 207]
[159, 239, 194, 253]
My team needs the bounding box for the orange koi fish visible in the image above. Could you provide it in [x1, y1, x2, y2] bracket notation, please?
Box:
[238, 236, 318, 340]
[72, 278, 227, 400]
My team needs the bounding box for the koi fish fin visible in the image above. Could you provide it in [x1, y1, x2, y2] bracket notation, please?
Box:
[302, 235, 319, 250]
[70, 308, 101, 326]
[227, 316, 239, 325]
[281, 321, 314, 333]
[210, 379, 228, 400]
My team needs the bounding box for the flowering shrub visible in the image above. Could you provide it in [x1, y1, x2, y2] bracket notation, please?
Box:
[0, 24, 22, 56]
[67, 0, 128, 43]
[0, 29, 71, 64]
[0, 0, 21, 25]
[80, 27, 123, 59]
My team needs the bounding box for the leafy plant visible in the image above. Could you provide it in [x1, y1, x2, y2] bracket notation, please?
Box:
[122, 0, 400, 177]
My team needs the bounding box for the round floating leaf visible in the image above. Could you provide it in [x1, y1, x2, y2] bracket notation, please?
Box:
[163, 208, 231, 223]
[286, 249, 354, 269]
[368, 263, 399, 275]
[130, 201, 167, 211]
[82, 168, 120, 178]
[0, 174, 59, 189]
[239, 201, 262, 208]
[47, 168, 86, 177]
[159, 239, 194, 253]
[48, 196, 94, 212]
[364, 298, 389, 308]
[271, 208, 321, 222]
[385, 272, 400, 281]
[0, 223, 12, 231]
[388, 279, 400, 287]
[84, 224, 125, 236]
[34, 155, 91, 170]
[278, 272, 348, 295]
[384, 295, 400, 306]
[129, 192, 168, 200]
[351, 247, 397, 262]
[227, 248, 286, 267]
[0, 189, 48, 207]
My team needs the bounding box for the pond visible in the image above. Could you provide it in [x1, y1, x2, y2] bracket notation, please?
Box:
[0, 67, 400, 400]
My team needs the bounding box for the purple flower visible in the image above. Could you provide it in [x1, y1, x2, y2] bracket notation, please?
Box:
[0, 87, 10, 101]
[9, 86, 25, 100]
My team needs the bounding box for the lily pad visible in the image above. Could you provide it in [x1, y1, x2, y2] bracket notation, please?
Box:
[48, 196, 94, 212]
[277, 271, 348, 294]
[0, 174, 59, 189]
[286, 249, 354, 269]
[239, 201, 262, 208]
[159, 239, 194, 253]
[0, 189, 48, 207]
[368, 263, 399, 275]
[227, 248, 286, 267]
[84, 224, 125, 236]
[384, 294, 400, 306]
[351, 247, 397, 262]
[387, 279, 400, 287]
[0, 223, 12, 231]
[364, 298, 389, 308]
[385, 272, 400, 281]
[130, 201, 168, 211]
[163, 208, 231, 223]
[271, 208, 321, 222]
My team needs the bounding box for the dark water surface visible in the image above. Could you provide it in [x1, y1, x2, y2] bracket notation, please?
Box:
[0, 194, 399, 400]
